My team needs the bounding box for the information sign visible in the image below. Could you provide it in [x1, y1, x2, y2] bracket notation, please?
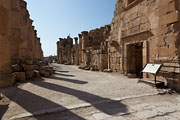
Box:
[142, 63, 163, 74]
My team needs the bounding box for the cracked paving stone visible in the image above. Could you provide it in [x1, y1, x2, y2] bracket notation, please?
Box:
[84, 116, 96, 120]
[92, 112, 112, 120]
[104, 116, 126, 120]
[176, 97, 180, 103]
[130, 103, 154, 111]
[104, 107, 134, 116]
[175, 103, 180, 111]
[149, 115, 179, 120]
[134, 110, 159, 119]
[169, 111, 180, 119]
[152, 102, 174, 107]
[154, 106, 177, 115]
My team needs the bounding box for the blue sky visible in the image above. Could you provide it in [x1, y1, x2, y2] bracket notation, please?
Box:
[25, 0, 116, 57]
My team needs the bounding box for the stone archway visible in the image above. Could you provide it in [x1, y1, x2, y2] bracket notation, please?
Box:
[121, 12, 152, 77]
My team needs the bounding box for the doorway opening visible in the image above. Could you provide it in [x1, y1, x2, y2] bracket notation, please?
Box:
[127, 42, 143, 77]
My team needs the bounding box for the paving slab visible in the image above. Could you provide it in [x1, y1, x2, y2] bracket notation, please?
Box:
[134, 110, 159, 119]
[0, 64, 180, 120]
[149, 115, 179, 120]
[92, 112, 111, 120]
[169, 111, 180, 119]
[154, 106, 177, 115]
[104, 116, 126, 120]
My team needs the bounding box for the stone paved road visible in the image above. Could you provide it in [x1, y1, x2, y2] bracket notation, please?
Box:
[0, 63, 180, 120]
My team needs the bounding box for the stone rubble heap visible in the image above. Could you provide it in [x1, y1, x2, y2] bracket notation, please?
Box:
[12, 59, 53, 82]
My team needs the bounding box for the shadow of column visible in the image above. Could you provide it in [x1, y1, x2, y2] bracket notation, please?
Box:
[50, 76, 88, 84]
[32, 81, 128, 115]
[0, 105, 8, 120]
[1, 88, 85, 120]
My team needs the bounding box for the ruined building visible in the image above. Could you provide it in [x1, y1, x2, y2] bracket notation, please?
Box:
[57, 36, 73, 64]
[108, 0, 180, 90]
[57, 25, 111, 71]
[78, 25, 111, 71]
[0, 0, 44, 87]
[57, 0, 180, 91]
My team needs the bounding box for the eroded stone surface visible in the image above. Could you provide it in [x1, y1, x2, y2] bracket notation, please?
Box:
[0, 0, 44, 87]
[56, 0, 180, 92]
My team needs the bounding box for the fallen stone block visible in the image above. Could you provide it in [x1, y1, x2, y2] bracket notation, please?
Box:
[103, 69, 112, 73]
[39, 61, 48, 66]
[25, 71, 34, 80]
[64, 62, 71, 65]
[15, 72, 26, 82]
[34, 70, 41, 78]
[33, 65, 39, 70]
[23, 58, 33, 65]
[47, 69, 53, 76]
[127, 73, 137, 78]
[84, 66, 90, 71]
[90, 66, 99, 71]
[11, 64, 22, 72]
[33, 59, 39, 65]
[78, 66, 84, 69]
[23, 65, 34, 71]
[39, 65, 54, 77]
[40, 70, 50, 78]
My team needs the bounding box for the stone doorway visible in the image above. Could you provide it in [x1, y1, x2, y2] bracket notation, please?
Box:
[127, 42, 143, 77]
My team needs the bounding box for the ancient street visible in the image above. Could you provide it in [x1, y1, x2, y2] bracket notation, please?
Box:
[0, 0, 180, 120]
[0, 64, 180, 120]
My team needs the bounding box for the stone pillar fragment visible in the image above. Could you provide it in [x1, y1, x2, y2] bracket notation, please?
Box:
[74, 37, 79, 65]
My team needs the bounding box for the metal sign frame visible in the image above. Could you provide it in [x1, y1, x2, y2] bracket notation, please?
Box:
[140, 63, 163, 84]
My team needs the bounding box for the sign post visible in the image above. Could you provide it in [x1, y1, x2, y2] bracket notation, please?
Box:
[140, 63, 163, 85]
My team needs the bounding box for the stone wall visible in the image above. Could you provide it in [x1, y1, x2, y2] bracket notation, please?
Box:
[90, 26, 111, 71]
[0, 0, 15, 87]
[0, 0, 44, 87]
[108, 0, 180, 91]
[55, 0, 180, 91]
[78, 25, 110, 71]
[57, 36, 73, 64]
[57, 25, 111, 71]
[10, 0, 43, 64]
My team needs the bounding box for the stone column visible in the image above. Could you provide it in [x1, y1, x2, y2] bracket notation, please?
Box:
[74, 37, 79, 65]
[81, 31, 89, 66]
[10, 0, 21, 64]
[0, 0, 15, 87]
[57, 41, 60, 63]
[78, 34, 82, 65]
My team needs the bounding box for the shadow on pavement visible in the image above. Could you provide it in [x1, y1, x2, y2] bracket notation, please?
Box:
[32, 81, 128, 115]
[56, 70, 69, 73]
[51, 76, 88, 85]
[54, 72, 75, 77]
[0, 105, 8, 120]
[1, 88, 86, 120]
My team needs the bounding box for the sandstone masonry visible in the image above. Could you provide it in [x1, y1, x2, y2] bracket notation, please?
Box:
[108, 0, 180, 91]
[57, 25, 111, 71]
[0, 0, 46, 88]
[57, 36, 73, 65]
[57, 0, 180, 92]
